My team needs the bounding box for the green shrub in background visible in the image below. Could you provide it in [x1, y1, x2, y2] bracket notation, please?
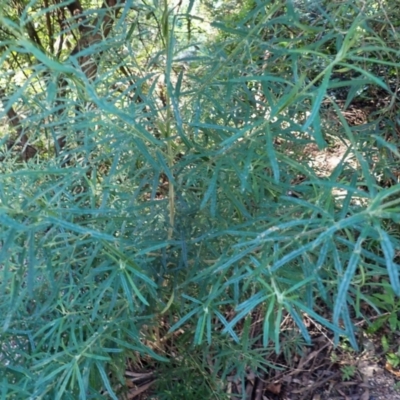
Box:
[0, 0, 400, 398]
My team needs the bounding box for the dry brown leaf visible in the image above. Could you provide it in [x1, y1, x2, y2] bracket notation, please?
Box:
[125, 371, 154, 380]
[265, 382, 282, 395]
[385, 362, 400, 377]
[127, 381, 154, 399]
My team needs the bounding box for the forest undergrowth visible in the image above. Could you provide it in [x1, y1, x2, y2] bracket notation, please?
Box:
[0, 0, 400, 398]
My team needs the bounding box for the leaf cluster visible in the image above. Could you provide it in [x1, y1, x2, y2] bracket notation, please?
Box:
[1, 0, 400, 398]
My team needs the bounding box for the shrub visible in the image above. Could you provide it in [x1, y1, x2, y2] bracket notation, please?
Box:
[1, 0, 400, 397]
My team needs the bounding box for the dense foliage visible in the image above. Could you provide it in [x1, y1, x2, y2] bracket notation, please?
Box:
[0, 0, 400, 398]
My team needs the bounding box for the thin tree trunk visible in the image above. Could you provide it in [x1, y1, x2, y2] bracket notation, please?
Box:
[54, 0, 126, 155]
[0, 88, 38, 161]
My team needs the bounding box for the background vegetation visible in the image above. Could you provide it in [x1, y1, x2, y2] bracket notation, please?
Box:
[0, 0, 400, 398]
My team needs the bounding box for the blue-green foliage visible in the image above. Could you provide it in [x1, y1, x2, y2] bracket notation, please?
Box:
[1, 0, 400, 397]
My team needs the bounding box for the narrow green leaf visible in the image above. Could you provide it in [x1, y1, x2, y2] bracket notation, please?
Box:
[274, 306, 283, 354]
[210, 21, 248, 36]
[124, 269, 149, 306]
[168, 307, 200, 333]
[39, 364, 69, 385]
[292, 300, 346, 335]
[284, 276, 315, 296]
[339, 174, 359, 220]
[333, 231, 366, 325]
[200, 163, 219, 210]
[302, 66, 332, 136]
[266, 122, 279, 183]
[315, 240, 330, 272]
[227, 75, 290, 84]
[220, 122, 260, 148]
[96, 362, 118, 400]
[156, 150, 175, 185]
[174, 69, 184, 98]
[1, 378, 8, 400]
[181, 293, 203, 305]
[284, 302, 311, 344]
[55, 366, 74, 400]
[0, 214, 28, 231]
[377, 227, 400, 295]
[82, 353, 111, 361]
[101, 241, 150, 279]
[120, 272, 134, 310]
[373, 135, 400, 159]
[271, 240, 317, 273]
[161, 291, 174, 314]
[132, 138, 160, 170]
[341, 304, 359, 350]
[194, 313, 206, 345]
[18, 39, 77, 74]
[110, 336, 168, 362]
[337, 63, 390, 92]
[46, 217, 117, 242]
[223, 292, 268, 334]
[73, 362, 86, 398]
[215, 310, 239, 342]
[263, 298, 275, 347]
